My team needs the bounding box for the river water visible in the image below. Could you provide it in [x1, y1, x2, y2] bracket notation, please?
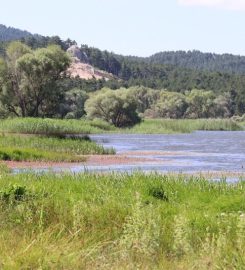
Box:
[89, 131, 245, 174]
[14, 131, 245, 177]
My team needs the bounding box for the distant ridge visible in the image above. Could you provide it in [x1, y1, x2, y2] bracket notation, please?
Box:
[144, 50, 245, 75]
[0, 24, 35, 41]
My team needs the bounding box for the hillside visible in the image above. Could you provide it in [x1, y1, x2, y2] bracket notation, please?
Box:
[0, 24, 33, 41]
[146, 50, 245, 75]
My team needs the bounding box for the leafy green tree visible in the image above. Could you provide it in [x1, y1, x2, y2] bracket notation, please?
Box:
[152, 91, 188, 118]
[213, 94, 231, 118]
[128, 86, 161, 114]
[0, 42, 70, 117]
[185, 89, 216, 118]
[85, 88, 141, 127]
[60, 88, 88, 119]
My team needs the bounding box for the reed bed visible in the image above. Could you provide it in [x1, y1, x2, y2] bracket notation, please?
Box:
[129, 118, 242, 134]
[0, 118, 116, 135]
[0, 118, 242, 136]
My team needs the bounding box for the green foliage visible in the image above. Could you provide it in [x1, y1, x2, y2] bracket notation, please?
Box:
[85, 86, 238, 122]
[185, 89, 216, 118]
[148, 185, 169, 201]
[0, 184, 27, 202]
[0, 42, 70, 117]
[85, 88, 141, 127]
[152, 91, 188, 118]
[60, 88, 88, 119]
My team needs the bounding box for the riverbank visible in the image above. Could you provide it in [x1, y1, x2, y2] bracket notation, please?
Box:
[0, 171, 245, 269]
[0, 133, 114, 162]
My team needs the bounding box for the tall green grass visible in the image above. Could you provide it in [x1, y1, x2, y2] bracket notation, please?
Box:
[0, 134, 114, 155]
[0, 135, 114, 162]
[0, 118, 116, 135]
[0, 135, 115, 162]
[0, 171, 245, 269]
[129, 118, 242, 134]
[0, 118, 242, 136]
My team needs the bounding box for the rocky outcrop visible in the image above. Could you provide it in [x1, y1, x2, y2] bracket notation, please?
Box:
[67, 45, 89, 63]
[66, 45, 115, 81]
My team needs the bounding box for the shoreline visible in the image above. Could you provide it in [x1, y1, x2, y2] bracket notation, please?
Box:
[3, 154, 155, 169]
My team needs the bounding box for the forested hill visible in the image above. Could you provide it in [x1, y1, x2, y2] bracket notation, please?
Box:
[0, 24, 33, 41]
[145, 51, 245, 75]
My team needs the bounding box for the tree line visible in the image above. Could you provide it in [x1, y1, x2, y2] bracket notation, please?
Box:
[84, 87, 238, 127]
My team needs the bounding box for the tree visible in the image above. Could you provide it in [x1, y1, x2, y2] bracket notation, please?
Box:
[85, 88, 141, 127]
[0, 42, 70, 117]
[213, 94, 231, 118]
[128, 86, 161, 114]
[60, 88, 88, 119]
[152, 91, 188, 118]
[185, 89, 216, 118]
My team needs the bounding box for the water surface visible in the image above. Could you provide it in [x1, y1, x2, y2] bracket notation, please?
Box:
[15, 131, 245, 178]
[89, 131, 245, 173]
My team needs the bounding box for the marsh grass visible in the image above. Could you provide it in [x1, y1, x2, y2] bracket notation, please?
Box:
[129, 118, 242, 134]
[0, 134, 114, 162]
[0, 118, 242, 136]
[0, 134, 114, 155]
[0, 118, 116, 135]
[0, 171, 245, 269]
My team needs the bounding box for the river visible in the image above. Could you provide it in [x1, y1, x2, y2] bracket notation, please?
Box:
[14, 131, 245, 177]
[89, 131, 245, 173]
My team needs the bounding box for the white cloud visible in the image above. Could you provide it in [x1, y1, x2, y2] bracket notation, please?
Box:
[178, 0, 245, 10]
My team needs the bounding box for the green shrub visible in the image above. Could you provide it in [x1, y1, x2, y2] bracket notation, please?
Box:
[0, 184, 27, 202]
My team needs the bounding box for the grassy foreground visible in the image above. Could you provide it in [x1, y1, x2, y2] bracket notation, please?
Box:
[0, 171, 245, 269]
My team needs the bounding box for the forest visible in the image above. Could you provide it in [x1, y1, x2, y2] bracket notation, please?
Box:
[0, 25, 245, 125]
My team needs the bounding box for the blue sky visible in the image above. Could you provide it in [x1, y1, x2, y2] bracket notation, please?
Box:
[1, 0, 245, 56]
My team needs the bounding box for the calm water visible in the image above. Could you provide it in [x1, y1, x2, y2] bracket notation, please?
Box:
[89, 131, 245, 173]
[15, 131, 245, 176]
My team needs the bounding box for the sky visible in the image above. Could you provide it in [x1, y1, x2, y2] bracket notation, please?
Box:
[1, 0, 245, 56]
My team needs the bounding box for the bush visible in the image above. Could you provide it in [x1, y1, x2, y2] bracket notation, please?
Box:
[0, 184, 27, 202]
